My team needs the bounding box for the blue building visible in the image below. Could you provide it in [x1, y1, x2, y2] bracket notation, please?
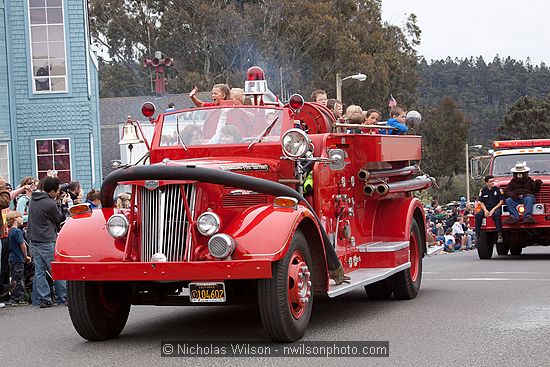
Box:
[0, 0, 101, 189]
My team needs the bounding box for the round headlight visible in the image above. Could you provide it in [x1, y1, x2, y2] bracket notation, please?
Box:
[196, 212, 221, 236]
[281, 128, 310, 158]
[107, 214, 129, 239]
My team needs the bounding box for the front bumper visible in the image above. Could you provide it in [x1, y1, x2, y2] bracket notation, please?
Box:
[51, 260, 273, 281]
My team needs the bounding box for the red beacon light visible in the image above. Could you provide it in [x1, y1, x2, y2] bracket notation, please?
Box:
[141, 102, 156, 118]
[493, 139, 550, 149]
[288, 94, 304, 112]
[245, 66, 268, 95]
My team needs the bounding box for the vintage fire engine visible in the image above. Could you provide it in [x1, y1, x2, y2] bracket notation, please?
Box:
[52, 67, 437, 342]
[471, 139, 550, 259]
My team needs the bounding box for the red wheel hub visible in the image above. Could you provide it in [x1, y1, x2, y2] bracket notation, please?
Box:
[98, 284, 121, 317]
[287, 250, 311, 319]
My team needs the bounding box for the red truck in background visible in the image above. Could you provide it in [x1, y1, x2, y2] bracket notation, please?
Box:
[471, 139, 550, 259]
[52, 67, 437, 342]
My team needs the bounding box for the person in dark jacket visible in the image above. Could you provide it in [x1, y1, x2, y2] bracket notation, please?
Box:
[504, 163, 542, 224]
[27, 177, 68, 308]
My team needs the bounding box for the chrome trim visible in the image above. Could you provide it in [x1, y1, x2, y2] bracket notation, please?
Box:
[139, 184, 195, 262]
[358, 241, 409, 252]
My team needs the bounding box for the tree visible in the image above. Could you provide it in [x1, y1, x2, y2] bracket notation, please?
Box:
[418, 96, 470, 193]
[498, 95, 550, 139]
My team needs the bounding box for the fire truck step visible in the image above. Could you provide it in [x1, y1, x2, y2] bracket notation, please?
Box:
[357, 241, 409, 252]
[327, 262, 411, 298]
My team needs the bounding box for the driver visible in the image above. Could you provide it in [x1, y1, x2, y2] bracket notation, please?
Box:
[504, 162, 542, 224]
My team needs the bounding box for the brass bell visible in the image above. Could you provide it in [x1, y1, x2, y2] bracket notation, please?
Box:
[119, 117, 144, 145]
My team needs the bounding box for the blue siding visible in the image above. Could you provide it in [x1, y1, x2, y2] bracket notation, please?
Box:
[0, 0, 11, 142]
[3, 0, 101, 191]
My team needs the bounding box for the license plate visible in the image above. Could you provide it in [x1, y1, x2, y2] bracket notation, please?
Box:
[189, 282, 226, 303]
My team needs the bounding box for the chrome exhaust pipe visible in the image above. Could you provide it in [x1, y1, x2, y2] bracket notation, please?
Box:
[358, 169, 370, 181]
[363, 184, 376, 196]
[376, 183, 390, 196]
[366, 165, 421, 181]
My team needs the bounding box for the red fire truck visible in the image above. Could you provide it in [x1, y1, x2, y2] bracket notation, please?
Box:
[471, 139, 550, 259]
[52, 67, 437, 342]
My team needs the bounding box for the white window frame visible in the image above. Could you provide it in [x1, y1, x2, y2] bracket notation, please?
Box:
[0, 144, 11, 185]
[34, 138, 72, 181]
[27, 0, 68, 94]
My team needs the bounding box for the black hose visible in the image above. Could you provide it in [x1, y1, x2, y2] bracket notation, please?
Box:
[101, 164, 341, 270]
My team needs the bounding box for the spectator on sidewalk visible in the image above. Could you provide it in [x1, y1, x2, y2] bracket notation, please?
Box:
[27, 177, 68, 308]
[7, 211, 30, 306]
[0, 178, 13, 303]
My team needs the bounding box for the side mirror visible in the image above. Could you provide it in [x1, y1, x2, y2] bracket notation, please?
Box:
[328, 149, 347, 170]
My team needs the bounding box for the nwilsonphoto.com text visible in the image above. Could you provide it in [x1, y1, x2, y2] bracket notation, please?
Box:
[161, 341, 389, 357]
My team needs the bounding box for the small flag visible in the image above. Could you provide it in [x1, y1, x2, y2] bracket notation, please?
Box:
[388, 94, 397, 107]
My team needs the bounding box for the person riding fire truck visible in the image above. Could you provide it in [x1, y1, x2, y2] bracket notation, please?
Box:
[471, 139, 550, 259]
[52, 67, 438, 342]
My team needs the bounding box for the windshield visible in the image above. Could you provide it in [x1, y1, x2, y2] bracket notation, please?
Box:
[492, 153, 550, 176]
[159, 107, 283, 147]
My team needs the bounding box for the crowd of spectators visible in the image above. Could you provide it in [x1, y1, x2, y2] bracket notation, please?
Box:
[0, 172, 128, 309]
[425, 198, 476, 253]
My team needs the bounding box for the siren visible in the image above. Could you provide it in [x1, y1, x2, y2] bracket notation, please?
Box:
[244, 66, 268, 95]
[143, 59, 152, 68]
[151, 58, 161, 67]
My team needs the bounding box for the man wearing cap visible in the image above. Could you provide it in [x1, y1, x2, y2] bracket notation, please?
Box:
[504, 162, 542, 224]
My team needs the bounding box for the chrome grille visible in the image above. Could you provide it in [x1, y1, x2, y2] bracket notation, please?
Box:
[139, 184, 196, 262]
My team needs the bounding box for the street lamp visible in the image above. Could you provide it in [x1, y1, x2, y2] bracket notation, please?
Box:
[466, 144, 483, 204]
[336, 73, 367, 102]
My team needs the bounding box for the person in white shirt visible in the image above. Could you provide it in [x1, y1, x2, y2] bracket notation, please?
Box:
[451, 217, 467, 250]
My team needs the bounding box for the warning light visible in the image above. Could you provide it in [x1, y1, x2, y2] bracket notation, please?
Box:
[288, 94, 304, 111]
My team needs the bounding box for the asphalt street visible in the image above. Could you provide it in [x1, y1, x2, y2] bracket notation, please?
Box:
[1, 247, 550, 367]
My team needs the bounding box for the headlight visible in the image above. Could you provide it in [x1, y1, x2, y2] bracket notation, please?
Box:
[196, 212, 221, 236]
[107, 214, 129, 239]
[281, 128, 310, 158]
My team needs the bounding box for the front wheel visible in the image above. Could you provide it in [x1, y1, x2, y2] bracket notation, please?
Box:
[390, 219, 423, 300]
[477, 232, 495, 260]
[258, 229, 313, 342]
[67, 281, 131, 341]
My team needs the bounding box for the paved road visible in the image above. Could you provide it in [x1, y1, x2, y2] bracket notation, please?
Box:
[2, 247, 550, 367]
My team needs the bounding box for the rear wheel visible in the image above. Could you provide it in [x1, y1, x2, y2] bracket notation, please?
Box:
[365, 278, 393, 300]
[390, 219, 423, 300]
[510, 246, 523, 255]
[258, 229, 313, 342]
[477, 232, 495, 259]
[496, 243, 509, 256]
[67, 281, 130, 341]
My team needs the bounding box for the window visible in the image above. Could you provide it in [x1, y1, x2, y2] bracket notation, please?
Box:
[0, 144, 10, 184]
[28, 0, 67, 93]
[36, 138, 71, 182]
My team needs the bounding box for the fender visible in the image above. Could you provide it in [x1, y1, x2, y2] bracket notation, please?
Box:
[223, 204, 326, 263]
[54, 208, 126, 263]
[372, 197, 426, 243]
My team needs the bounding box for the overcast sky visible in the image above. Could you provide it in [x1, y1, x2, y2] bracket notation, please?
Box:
[381, 0, 550, 65]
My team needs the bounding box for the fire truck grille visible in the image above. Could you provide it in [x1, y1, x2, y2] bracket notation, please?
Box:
[500, 184, 550, 212]
[139, 184, 196, 262]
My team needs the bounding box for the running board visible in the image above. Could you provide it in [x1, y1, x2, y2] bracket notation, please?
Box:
[426, 245, 444, 257]
[327, 262, 410, 298]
